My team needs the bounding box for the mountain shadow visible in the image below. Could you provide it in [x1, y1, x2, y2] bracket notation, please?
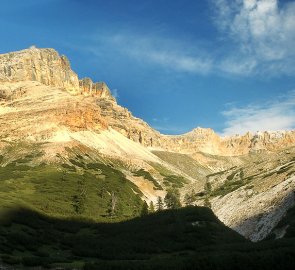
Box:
[0, 206, 295, 270]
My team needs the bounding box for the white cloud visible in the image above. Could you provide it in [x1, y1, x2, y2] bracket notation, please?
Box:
[212, 0, 295, 75]
[91, 33, 213, 75]
[75, 1, 295, 77]
[221, 90, 295, 135]
[219, 57, 257, 75]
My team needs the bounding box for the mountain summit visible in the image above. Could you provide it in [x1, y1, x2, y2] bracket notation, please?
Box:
[0, 46, 113, 98]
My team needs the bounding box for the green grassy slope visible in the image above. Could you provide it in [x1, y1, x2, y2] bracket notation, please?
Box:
[0, 144, 144, 221]
[152, 150, 211, 179]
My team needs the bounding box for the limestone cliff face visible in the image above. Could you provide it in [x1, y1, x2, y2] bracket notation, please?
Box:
[0, 47, 80, 92]
[165, 129, 295, 156]
[0, 47, 114, 99]
[79, 78, 114, 99]
[95, 97, 295, 156]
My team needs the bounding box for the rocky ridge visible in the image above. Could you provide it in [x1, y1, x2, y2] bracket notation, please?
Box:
[1, 47, 295, 158]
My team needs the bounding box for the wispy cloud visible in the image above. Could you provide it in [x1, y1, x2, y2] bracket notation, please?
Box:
[212, 0, 295, 76]
[221, 90, 295, 136]
[96, 33, 213, 75]
[73, 0, 295, 78]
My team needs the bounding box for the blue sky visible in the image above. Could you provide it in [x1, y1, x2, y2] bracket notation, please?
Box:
[1, 0, 295, 135]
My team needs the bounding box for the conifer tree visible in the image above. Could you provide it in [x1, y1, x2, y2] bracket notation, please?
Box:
[156, 196, 164, 211]
[140, 201, 149, 216]
[149, 201, 155, 213]
[164, 189, 181, 209]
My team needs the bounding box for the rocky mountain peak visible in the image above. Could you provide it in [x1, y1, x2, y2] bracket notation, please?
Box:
[0, 47, 79, 91]
[184, 127, 216, 137]
[0, 47, 114, 100]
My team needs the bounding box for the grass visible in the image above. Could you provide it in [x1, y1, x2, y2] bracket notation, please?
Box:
[152, 151, 211, 179]
[205, 168, 247, 198]
[133, 169, 163, 190]
[162, 175, 188, 188]
[0, 159, 143, 221]
[149, 162, 189, 188]
[209, 180, 246, 197]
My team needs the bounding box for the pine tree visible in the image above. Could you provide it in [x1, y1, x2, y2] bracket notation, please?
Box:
[164, 189, 181, 209]
[140, 201, 149, 216]
[184, 190, 195, 206]
[156, 196, 164, 211]
[149, 201, 155, 213]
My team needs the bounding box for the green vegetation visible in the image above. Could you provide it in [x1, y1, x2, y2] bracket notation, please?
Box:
[152, 150, 211, 179]
[149, 201, 155, 213]
[164, 189, 181, 209]
[209, 180, 245, 197]
[149, 162, 189, 188]
[1, 206, 295, 270]
[184, 190, 196, 206]
[163, 175, 188, 188]
[156, 196, 164, 211]
[206, 169, 248, 198]
[140, 201, 149, 216]
[133, 169, 163, 190]
[0, 156, 143, 220]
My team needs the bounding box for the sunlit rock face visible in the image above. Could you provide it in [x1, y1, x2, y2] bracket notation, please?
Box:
[0, 47, 80, 92]
[79, 78, 114, 99]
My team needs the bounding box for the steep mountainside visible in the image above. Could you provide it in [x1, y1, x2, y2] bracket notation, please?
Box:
[0, 47, 295, 244]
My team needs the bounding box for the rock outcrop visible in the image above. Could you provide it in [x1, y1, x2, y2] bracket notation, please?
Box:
[79, 78, 114, 99]
[0, 46, 79, 92]
[0, 46, 114, 99]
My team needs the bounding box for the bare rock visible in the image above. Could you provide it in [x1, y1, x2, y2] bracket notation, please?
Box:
[0, 47, 80, 92]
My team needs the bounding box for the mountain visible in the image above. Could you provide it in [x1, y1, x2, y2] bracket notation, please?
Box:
[0, 47, 295, 269]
